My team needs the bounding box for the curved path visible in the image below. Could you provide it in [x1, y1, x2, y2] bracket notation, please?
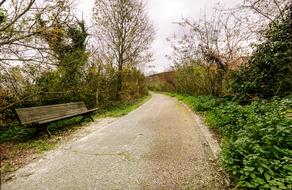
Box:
[2, 93, 229, 190]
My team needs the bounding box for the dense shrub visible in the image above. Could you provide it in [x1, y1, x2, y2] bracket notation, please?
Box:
[121, 68, 148, 102]
[232, 6, 292, 100]
[174, 64, 212, 96]
[172, 61, 234, 97]
[175, 94, 222, 111]
[0, 66, 147, 127]
[176, 94, 292, 189]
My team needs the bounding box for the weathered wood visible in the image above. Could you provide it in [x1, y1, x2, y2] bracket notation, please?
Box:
[16, 102, 88, 125]
[15, 102, 97, 137]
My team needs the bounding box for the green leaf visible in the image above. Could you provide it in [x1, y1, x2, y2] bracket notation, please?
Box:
[254, 177, 265, 185]
[263, 184, 270, 188]
[258, 167, 264, 174]
[264, 173, 271, 181]
[251, 173, 256, 179]
[245, 182, 255, 188]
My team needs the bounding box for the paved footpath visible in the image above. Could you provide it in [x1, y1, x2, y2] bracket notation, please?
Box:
[2, 93, 230, 190]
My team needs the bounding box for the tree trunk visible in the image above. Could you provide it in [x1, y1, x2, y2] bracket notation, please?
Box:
[116, 61, 123, 101]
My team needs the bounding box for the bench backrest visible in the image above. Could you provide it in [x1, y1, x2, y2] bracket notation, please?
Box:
[16, 102, 88, 125]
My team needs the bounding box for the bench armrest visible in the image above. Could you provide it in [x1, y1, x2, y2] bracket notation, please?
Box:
[87, 108, 98, 112]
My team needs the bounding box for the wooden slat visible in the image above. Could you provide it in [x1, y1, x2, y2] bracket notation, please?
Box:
[87, 108, 98, 112]
[38, 111, 88, 124]
[38, 108, 97, 125]
[16, 102, 88, 125]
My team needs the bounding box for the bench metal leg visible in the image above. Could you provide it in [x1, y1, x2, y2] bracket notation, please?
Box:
[81, 116, 86, 123]
[45, 125, 51, 138]
[34, 127, 40, 137]
[90, 115, 94, 122]
[34, 124, 51, 138]
[81, 114, 94, 122]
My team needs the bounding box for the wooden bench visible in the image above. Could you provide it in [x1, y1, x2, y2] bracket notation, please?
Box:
[15, 102, 97, 137]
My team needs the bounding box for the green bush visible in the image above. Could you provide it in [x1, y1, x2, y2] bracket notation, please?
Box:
[232, 6, 292, 100]
[174, 62, 233, 96]
[217, 99, 292, 189]
[176, 94, 222, 111]
[175, 93, 292, 189]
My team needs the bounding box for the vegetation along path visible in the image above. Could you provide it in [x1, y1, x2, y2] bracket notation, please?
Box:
[2, 93, 230, 190]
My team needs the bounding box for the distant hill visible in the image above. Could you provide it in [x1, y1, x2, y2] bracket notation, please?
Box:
[146, 71, 176, 91]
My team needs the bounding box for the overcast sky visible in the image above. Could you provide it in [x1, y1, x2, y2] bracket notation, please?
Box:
[76, 0, 243, 73]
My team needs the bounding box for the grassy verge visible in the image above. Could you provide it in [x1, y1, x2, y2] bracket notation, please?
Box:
[0, 95, 151, 175]
[170, 93, 292, 190]
[96, 95, 151, 118]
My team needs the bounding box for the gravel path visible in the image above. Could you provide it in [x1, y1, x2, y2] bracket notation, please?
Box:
[2, 93, 230, 190]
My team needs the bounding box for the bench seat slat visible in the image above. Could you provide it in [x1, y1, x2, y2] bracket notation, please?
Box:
[16, 102, 97, 126]
[38, 112, 88, 125]
[87, 108, 98, 112]
[38, 108, 98, 125]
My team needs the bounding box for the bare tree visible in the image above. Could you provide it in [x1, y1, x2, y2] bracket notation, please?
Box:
[241, 0, 290, 22]
[0, 0, 79, 109]
[92, 0, 154, 99]
[234, 0, 291, 39]
[168, 10, 253, 95]
[0, 0, 76, 75]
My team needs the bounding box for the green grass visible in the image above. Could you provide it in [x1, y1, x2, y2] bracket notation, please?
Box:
[1, 162, 15, 173]
[14, 139, 55, 153]
[96, 95, 151, 118]
[169, 93, 292, 190]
